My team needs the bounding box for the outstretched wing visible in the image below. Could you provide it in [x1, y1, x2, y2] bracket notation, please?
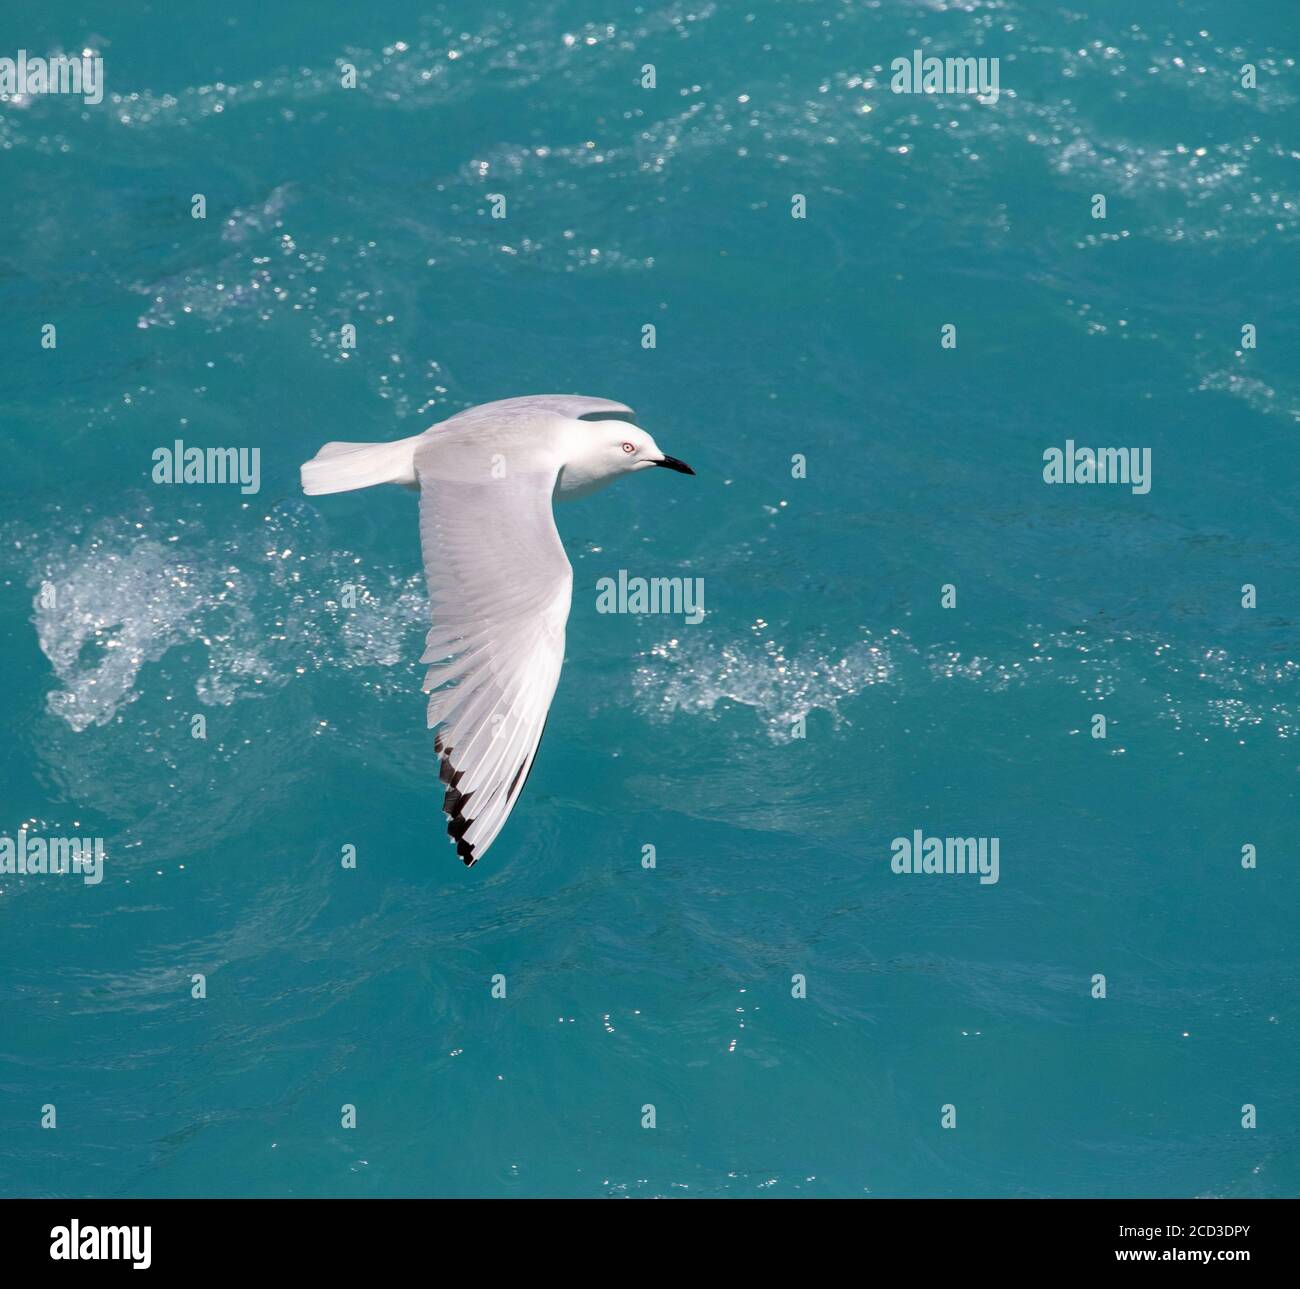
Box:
[415, 449, 572, 866]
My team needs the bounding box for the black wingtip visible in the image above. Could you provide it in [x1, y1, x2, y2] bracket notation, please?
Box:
[436, 736, 479, 868]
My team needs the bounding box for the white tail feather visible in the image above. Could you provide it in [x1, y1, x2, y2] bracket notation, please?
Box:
[300, 436, 420, 495]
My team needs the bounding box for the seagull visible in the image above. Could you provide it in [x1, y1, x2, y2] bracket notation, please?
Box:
[300, 394, 695, 867]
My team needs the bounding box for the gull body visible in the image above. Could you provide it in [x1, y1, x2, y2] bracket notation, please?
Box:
[300, 394, 693, 866]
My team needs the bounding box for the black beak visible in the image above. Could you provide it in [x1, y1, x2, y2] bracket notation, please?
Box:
[654, 455, 695, 476]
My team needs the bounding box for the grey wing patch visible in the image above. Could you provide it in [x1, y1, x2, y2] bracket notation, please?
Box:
[440, 394, 636, 429]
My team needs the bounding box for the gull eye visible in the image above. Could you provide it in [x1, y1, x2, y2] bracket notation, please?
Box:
[621, 441, 635, 454]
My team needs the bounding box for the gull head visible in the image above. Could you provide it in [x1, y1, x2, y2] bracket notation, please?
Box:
[555, 410, 695, 500]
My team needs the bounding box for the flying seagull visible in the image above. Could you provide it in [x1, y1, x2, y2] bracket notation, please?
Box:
[300, 394, 694, 866]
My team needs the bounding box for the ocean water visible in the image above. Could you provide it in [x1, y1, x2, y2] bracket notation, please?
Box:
[1, 0, 1297, 1199]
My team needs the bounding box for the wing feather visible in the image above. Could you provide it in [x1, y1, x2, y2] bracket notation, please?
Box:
[415, 453, 572, 866]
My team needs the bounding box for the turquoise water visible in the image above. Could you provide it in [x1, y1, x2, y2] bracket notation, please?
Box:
[2, 0, 1297, 1198]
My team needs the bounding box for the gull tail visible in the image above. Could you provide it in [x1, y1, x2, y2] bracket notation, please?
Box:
[300, 436, 421, 495]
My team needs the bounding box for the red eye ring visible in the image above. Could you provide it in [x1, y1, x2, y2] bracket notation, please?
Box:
[621, 442, 635, 453]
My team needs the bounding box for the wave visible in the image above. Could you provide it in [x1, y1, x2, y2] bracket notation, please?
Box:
[14, 500, 427, 733]
[632, 623, 1300, 742]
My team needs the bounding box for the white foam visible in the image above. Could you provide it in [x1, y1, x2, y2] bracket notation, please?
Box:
[20, 502, 428, 732]
[632, 627, 896, 742]
[633, 624, 1300, 743]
